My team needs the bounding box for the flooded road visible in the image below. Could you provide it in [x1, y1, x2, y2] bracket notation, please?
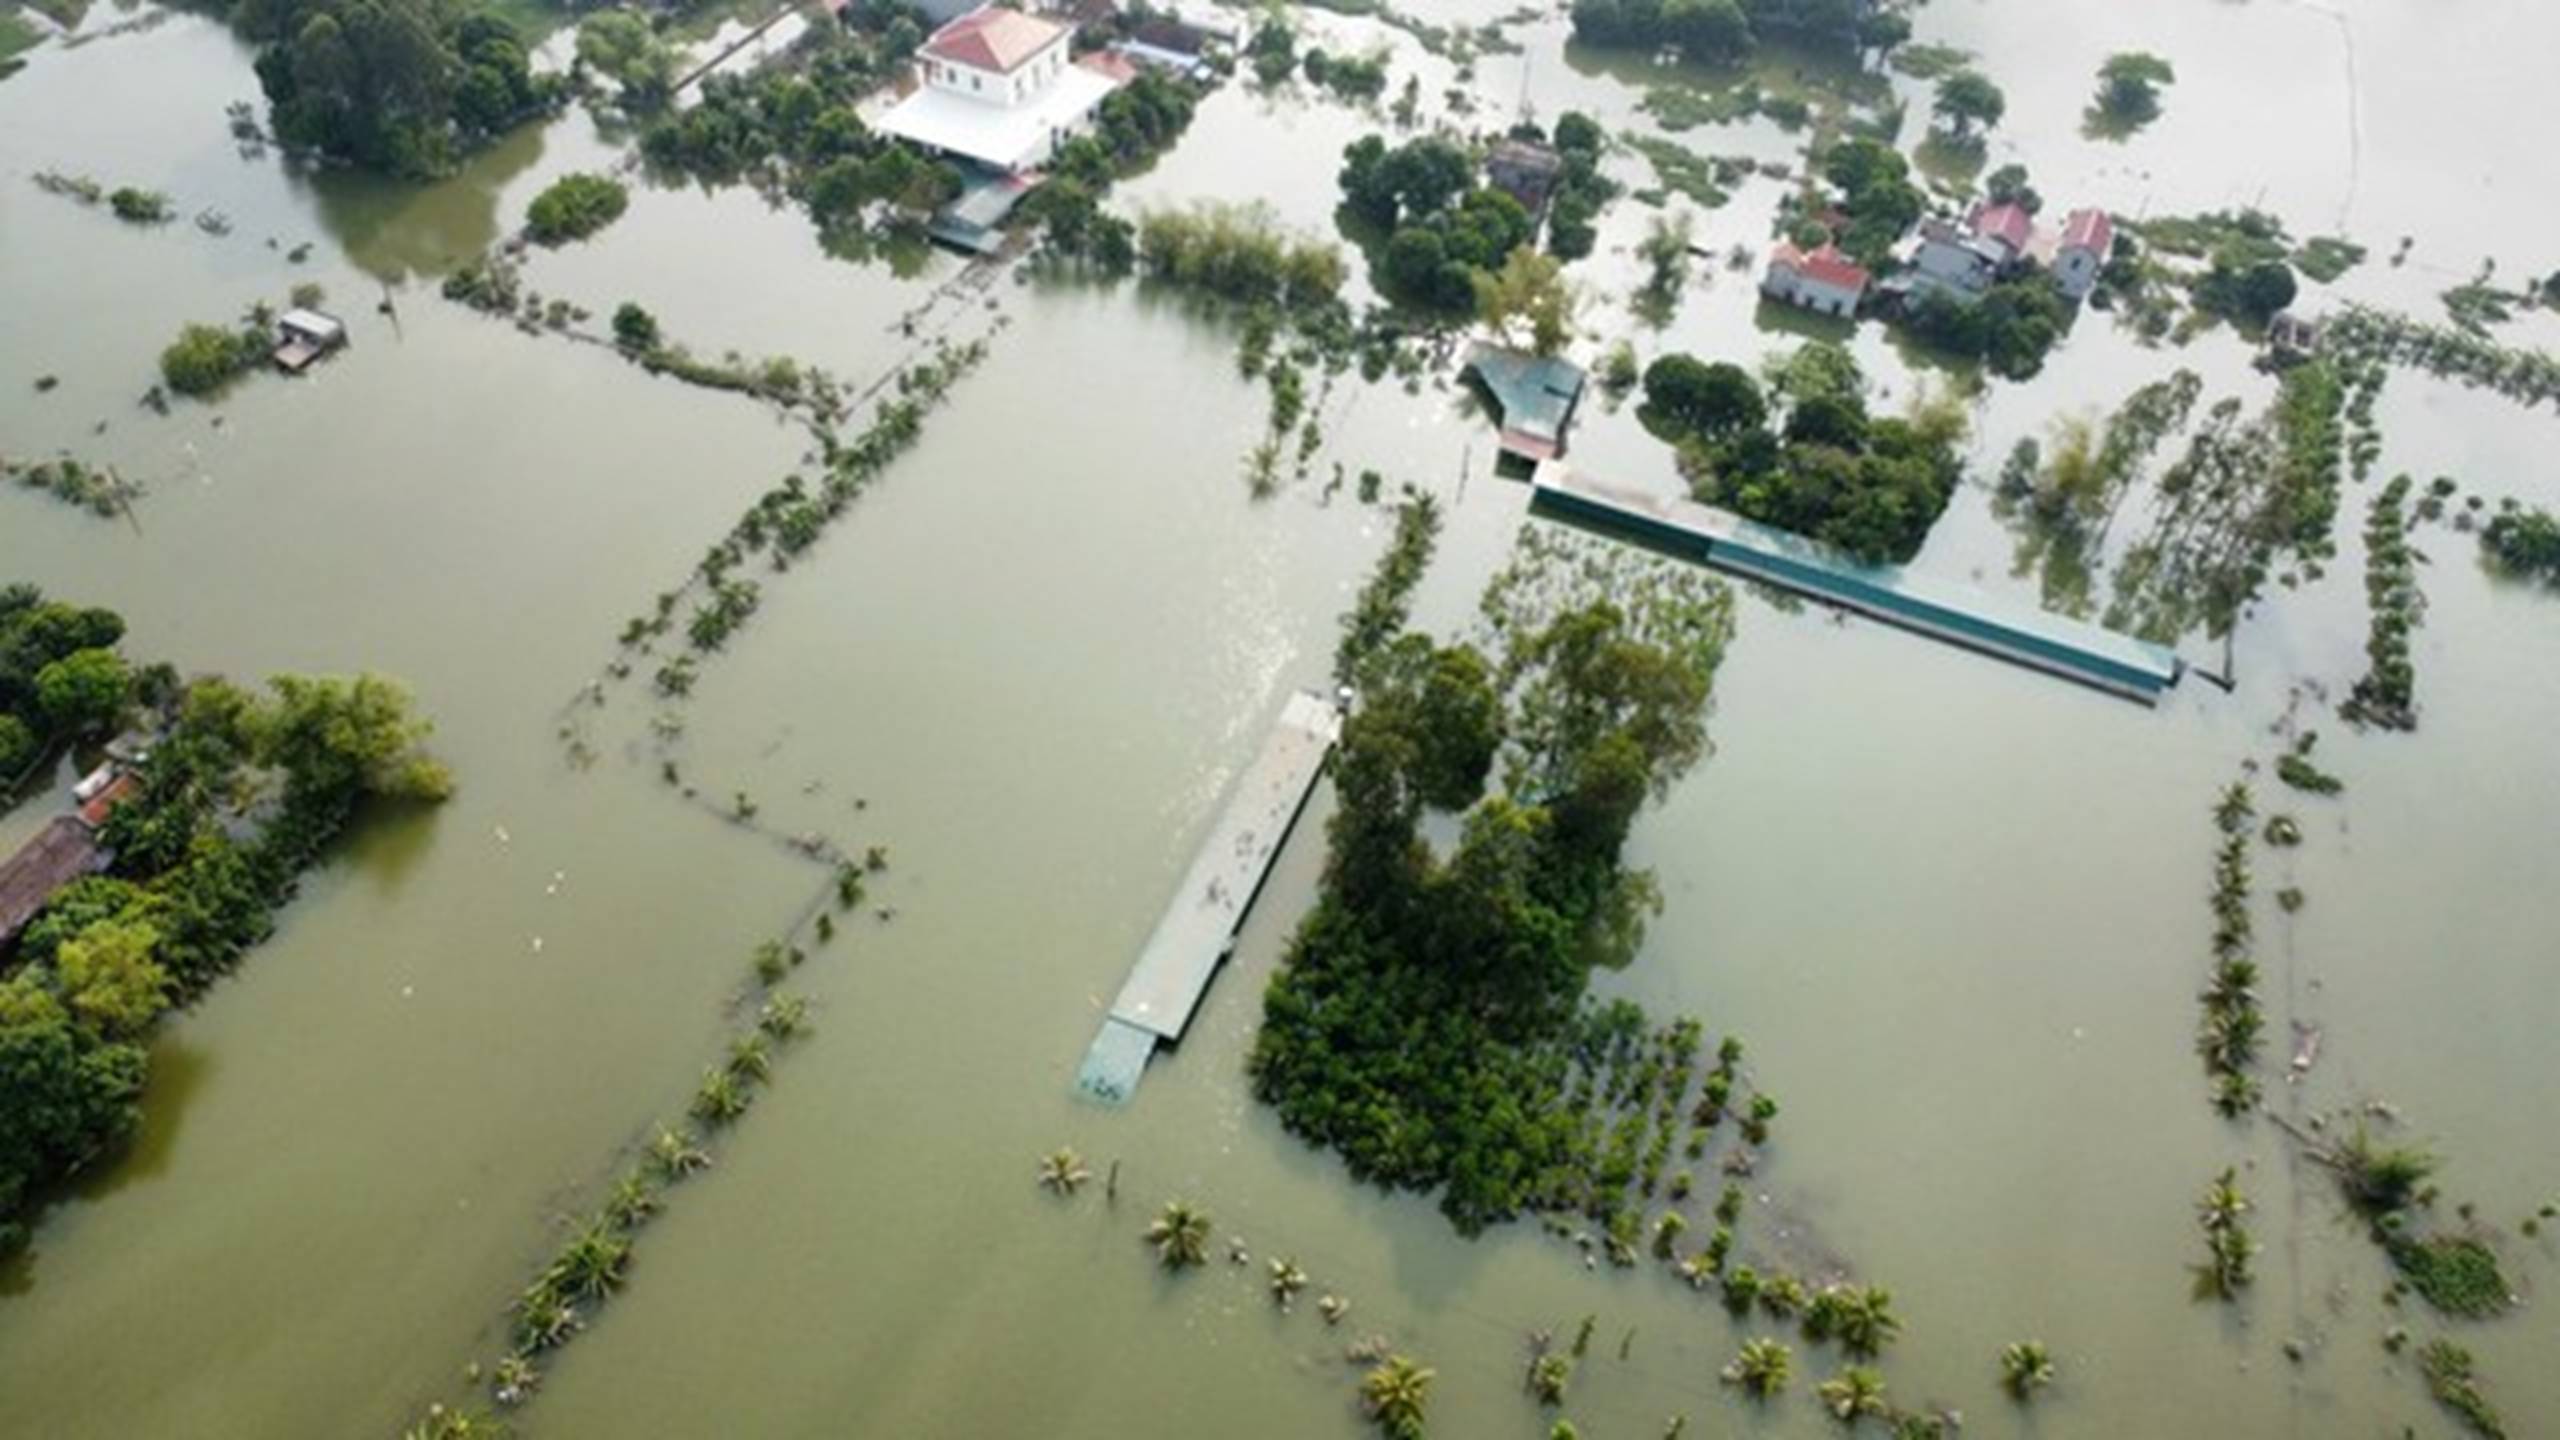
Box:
[2, 1, 2555, 1436]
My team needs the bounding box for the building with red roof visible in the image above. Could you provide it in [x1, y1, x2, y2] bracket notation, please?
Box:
[877, 5, 1124, 174]
[1968, 201, 2036, 259]
[1761, 240, 1871, 318]
[2053, 207, 2114, 299]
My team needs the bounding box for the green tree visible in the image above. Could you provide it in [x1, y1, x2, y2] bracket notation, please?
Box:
[0, 714, 36, 778]
[2092, 52, 2175, 128]
[575, 10, 675, 109]
[54, 920, 172, 1040]
[1642, 356, 1764, 438]
[257, 672, 456, 815]
[611, 302, 661, 353]
[1932, 69, 2005, 137]
[1144, 1199, 1212, 1268]
[0, 1004, 148, 1254]
[159, 321, 266, 398]
[524, 172, 629, 245]
[1359, 1355, 1435, 1440]
[35, 647, 131, 737]
[1471, 246, 1577, 356]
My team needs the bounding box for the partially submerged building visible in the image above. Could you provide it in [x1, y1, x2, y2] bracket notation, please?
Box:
[273, 308, 347, 374]
[1116, 14, 1225, 78]
[1464, 345, 1587, 463]
[1761, 240, 1871, 318]
[0, 816, 106, 953]
[1902, 202, 2112, 304]
[876, 6, 1122, 174]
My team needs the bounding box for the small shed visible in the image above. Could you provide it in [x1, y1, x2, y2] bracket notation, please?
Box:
[274, 308, 348, 373]
[928, 171, 1040, 254]
[1463, 344, 1587, 462]
[0, 815, 106, 952]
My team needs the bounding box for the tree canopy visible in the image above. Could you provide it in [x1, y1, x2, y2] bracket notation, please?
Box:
[1932, 68, 2005, 137]
[239, 0, 557, 176]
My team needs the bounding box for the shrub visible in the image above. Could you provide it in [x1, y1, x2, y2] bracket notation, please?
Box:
[525, 172, 630, 245]
[159, 320, 267, 397]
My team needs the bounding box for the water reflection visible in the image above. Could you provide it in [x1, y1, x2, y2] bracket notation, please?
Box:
[300, 118, 547, 282]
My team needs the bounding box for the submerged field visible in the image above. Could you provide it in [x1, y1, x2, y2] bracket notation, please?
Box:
[2, 0, 2557, 1436]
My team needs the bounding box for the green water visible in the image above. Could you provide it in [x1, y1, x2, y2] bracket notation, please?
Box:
[2, 2, 2556, 1436]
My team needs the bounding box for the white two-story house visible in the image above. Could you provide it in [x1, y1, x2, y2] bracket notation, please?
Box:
[876, 5, 1122, 175]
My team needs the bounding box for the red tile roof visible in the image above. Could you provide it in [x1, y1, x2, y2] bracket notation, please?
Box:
[1970, 201, 2035, 251]
[2060, 206, 2113, 255]
[923, 6, 1066, 74]
[1075, 48, 1140, 85]
[1773, 241, 1872, 292]
[77, 773, 141, 830]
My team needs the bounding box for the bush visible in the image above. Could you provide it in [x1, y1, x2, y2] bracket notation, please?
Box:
[525, 172, 630, 245]
[159, 320, 267, 398]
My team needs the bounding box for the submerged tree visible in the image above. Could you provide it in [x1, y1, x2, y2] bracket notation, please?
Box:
[1038, 1147, 1093, 1195]
[1144, 1200, 1212, 1269]
[2000, 1340, 2056, 1399]
[1359, 1354, 1435, 1439]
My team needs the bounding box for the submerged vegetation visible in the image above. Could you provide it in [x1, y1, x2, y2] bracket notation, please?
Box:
[5, 453, 137, 518]
[221, 0, 559, 177]
[523, 172, 628, 246]
[1251, 527, 1735, 1233]
[2419, 1340, 2506, 1438]
[158, 311, 271, 398]
[1994, 369, 2202, 615]
[2341, 475, 2421, 731]
[2193, 1168, 2255, 1300]
[2199, 782, 2262, 1117]
[2479, 501, 2560, 586]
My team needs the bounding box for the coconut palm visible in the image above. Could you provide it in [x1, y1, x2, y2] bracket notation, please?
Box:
[1528, 1351, 1573, 1405]
[512, 1283, 581, 1352]
[645, 1125, 712, 1181]
[1269, 1255, 1309, 1305]
[1652, 1211, 1687, 1259]
[1722, 1338, 1793, 1399]
[2000, 1340, 2056, 1399]
[604, 1172, 661, 1230]
[547, 1220, 632, 1303]
[2197, 1168, 2251, 1233]
[757, 995, 809, 1039]
[726, 1032, 773, 1082]
[1814, 1285, 1899, 1358]
[1144, 1200, 1212, 1269]
[1818, 1365, 1888, 1421]
[1038, 1147, 1092, 1195]
[491, 1354, 541, 1407]
[692, 1067, 750, 1125]
[1359, 1354, 1435, 1439]
[398, 1403, 509, 1440]
[2196, 1224, 2256, 1299]
[2211, 1070, 2261, 1118]
[1760, 1273, 1808, 1320]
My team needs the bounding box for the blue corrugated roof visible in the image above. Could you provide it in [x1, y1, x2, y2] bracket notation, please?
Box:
[1465, 344, 1585, 445]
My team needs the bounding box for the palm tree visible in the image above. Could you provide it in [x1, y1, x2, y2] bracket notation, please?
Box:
[757, 995, 809, 1040]
[1760, 1273, 1807, 1320]
[645, 1125, 712, 1181]
[490, 1354, 541, 1408]
[1144, 1200, 1211, 1269]
[1722, 1338, 1793, 1399]
[1818, 1365, 1888, 1421]
[726, 1032, 773, 1082]
[692, 1067, 750, 1125]
[399, 1403, 511, 1440]
[1528, 1351, 1572, 1405]
[1835, 1286, 1901, 1358]
[1269, 1255, 1309, 1306]
[604, 1173, 661, 1230]
[1359, 1354, 1435, 1439]
[546, 1220, 632, 1303]
[2197, 1168, 2250, 1232]
[512, 1282, 581, 1352]
[2000, 1340, 2056, 1399]
[1039, 1147, 1093, 1195]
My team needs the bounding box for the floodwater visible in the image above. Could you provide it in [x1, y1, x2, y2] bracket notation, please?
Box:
[2, 1, 2556, 1436]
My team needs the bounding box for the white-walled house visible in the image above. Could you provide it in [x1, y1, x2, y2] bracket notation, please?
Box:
[1761, 240, 1871, 318]
[875, 6, 1122, 173]
[2051, 207, 2113, 300]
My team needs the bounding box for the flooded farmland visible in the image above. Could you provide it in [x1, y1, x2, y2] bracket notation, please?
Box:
[2, 0, 2555, 1436]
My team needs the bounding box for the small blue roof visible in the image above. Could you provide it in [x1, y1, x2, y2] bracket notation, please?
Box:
[1466, 344, 1586, 451]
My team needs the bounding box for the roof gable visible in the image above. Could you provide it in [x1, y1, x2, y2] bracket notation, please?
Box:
[924, 6, 1067, 73]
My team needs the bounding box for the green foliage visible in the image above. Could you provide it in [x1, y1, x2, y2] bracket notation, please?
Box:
[1572, 0, 1887, 61]
[2000, 1339, 2056, 1398]
[1143, 1199, 1211, 1268]
[2274, 739, 2344, 796]
[1930, 69, 2003, 136]
[2480, 503, 2560, 587]
[2090, 51, 2174, 131]
[1816, 137, 1923, 266]
[107, 186, 172, 223]
[159, 318, 269, 398]
[575, 10, 676, 110]
[1340, 134, 1534, 315]
[610, 301, 660, 353]
[0, 992, 148, 1255]
[2389, 1235, 2509, 1318]
[34, 646, 129, 736]
[54, 920, 171, 1039]
[1542, 112, 1615, 260]
[1655, 341, 1965, 564]
[1901, 275, 2070, 380]
[2194, 1168, 2255, 1299]
[2419, 1340, 2506, 1438]
[2333, 1123, 2436, 1215]
[1336, 490, 1443, 682]
[1722, 1337, 1792, 1398]
[1359, 1355, 1434, 1440]
[1818, 1365, 1888, 1420]
[1302, 46, 1387, 101]
[2342, 475, 2421, 730]
[1136, 201, 1345, 312]
[243, 0, 555, 176]
[523, 172, 627, 245]
[1252, 537, 1732, 1233]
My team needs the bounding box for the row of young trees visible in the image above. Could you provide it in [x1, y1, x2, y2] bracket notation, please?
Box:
[4, 585, 452, 1254]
